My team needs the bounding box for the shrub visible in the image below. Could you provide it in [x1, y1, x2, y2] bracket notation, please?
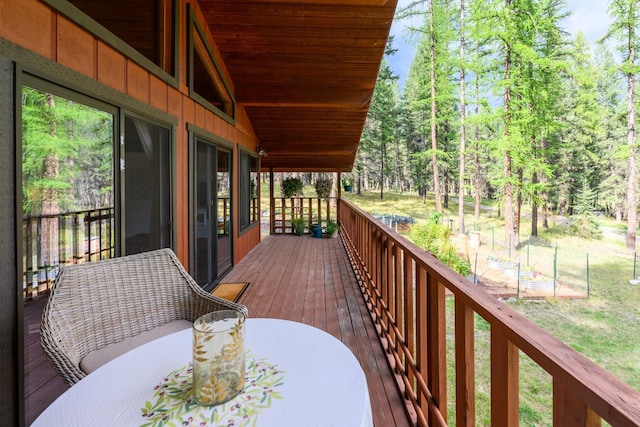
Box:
[409, 215, 470, 275]
[291, 216, 305, 236]
[314, 175, 333, 200]
[568, 180, 602, 239]
[568, 213, 602, 239]
[324, 219, 339, 235]
[281, 177, 304, 198]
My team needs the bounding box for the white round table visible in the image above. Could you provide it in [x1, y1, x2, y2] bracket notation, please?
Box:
[33, 318, 373, 427]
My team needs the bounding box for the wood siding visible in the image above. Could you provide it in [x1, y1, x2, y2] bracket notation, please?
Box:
[0, 0, 261, 266]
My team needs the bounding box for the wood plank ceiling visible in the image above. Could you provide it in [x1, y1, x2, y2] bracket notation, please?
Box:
[198, 0, 398, 171]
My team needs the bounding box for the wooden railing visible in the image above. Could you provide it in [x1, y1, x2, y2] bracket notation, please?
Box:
[270, 197, 337, 234]
[23, 208, 114, 300]
[338, 199, 640, 426]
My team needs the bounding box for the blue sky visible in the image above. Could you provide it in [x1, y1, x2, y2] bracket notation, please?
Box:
[387, 0, 612, 88]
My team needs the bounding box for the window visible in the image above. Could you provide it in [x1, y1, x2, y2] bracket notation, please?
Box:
[188, 5, 235, 121]
[21, 81, 116, 277]
[44, 0, 178, 78]
[239, 151, 259, 232]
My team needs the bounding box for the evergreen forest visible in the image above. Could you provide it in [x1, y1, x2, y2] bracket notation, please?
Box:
[355, 0, 640, 252]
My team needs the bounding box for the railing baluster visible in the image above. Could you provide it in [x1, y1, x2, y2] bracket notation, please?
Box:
[25, 218, 34, 298]
[403, 249, 415, 392]
[391, 242, 402, 353]
[75, 213, 80, 261]
[455, 298, 475, 427]
[98, 209, 103, 260]
[427, 274, 447, 422]
[36, 216, 44, 293]
[491, 329, 519, 426]
[553, 380, 602, 427]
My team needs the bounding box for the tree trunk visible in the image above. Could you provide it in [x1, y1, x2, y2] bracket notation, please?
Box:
[502, 1, 515, 255]
[429, 0, 442, 212]
[515, 167, 522, 242]
[531, 171, 538, 236]
[380, 129, 385, 200]
[540, 137, 549, 229]
[474, 46, 481, 221]
[458, 0, 466, 235]
[626, 27, 637, 250]
[42, 93, 60, 268]
[444, 173, 449, 209]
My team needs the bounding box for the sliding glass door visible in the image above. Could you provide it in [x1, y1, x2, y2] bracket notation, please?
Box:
[193, 137, 232, 288]
[123, 115, 171, 255]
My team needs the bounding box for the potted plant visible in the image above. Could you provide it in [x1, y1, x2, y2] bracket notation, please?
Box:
[341, 176, 353, 192]
[314, 175, 333, 200]
[324, 220, 339, 238]
[281, 177, 304, 198]
[291, 217, 305, 236]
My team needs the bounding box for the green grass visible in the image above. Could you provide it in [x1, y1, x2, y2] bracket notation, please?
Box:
[343, 190, 640, 426]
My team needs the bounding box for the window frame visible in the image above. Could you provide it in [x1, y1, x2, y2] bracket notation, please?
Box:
[187, 123, 235, 287]
[187, 5, 236, 124]
[40, 0, 180, 87]
[238, 149, 259, 234]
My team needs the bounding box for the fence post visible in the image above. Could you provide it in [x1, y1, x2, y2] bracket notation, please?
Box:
[553, 243, 558, 299]
[587, 253, 590, 297]
[634, 251, 637, 279]
[517, 262, 520, 299]
[474, 252, 478, 285]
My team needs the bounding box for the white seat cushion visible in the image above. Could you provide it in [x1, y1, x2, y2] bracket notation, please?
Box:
[80, 320, 193, 374]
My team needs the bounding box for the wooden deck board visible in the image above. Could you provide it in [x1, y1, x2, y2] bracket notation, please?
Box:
[224, 235, 413, 426]
[24, 297, 69, 426]
[25, 235, 412, 426]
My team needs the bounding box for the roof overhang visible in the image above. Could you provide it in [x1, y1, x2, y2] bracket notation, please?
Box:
[198, 0, 397, 171]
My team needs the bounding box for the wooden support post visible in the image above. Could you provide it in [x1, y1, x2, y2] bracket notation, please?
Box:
[337, 171, 341, 223]
[269, 168, 274, 235]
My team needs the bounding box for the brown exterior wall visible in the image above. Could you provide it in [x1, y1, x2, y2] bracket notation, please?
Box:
[0, 0, 261, 268]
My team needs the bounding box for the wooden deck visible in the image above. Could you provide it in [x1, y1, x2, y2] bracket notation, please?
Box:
[24, 296, 68, 426]
[24, 235, 413, 426]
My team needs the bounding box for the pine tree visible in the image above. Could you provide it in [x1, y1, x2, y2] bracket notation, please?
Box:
[359, 40, 400, 199]
[458, 0, 467, 235]
[603, 0, 640, 250]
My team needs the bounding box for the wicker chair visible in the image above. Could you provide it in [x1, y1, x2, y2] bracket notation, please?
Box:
[41, 248, 247, 387]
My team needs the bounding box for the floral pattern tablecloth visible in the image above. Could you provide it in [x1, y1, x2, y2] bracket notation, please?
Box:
[141, 353, 284, 427]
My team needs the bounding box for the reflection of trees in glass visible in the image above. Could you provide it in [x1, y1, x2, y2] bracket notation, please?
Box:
[22, 86, 113, 216]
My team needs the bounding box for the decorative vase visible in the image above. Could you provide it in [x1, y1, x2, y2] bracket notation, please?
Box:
[192, 310, 246, 406]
